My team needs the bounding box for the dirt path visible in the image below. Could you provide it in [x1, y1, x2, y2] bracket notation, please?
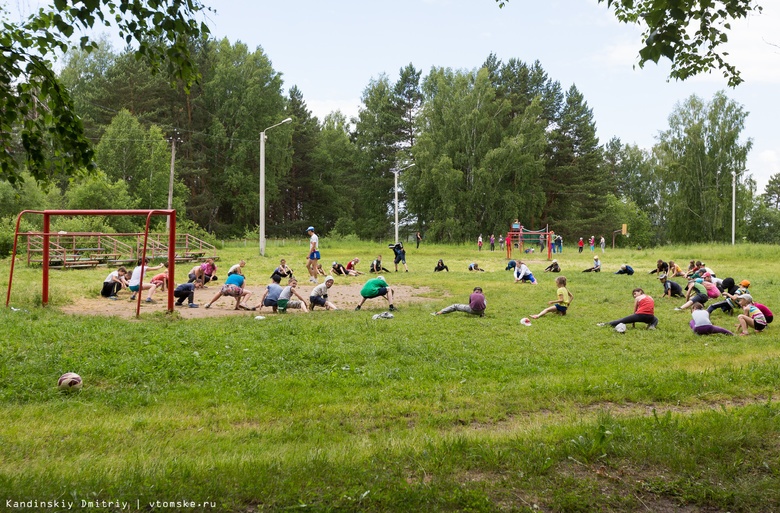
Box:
[61, 283, 439, 319]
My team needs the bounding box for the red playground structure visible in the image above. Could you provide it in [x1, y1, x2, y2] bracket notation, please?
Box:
[505, 221, 553, 261]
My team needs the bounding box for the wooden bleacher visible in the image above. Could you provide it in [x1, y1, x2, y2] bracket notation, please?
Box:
[23, 232, 217, 269]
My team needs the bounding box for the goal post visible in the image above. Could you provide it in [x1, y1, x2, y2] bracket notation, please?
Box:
[6, 209, 177, 318]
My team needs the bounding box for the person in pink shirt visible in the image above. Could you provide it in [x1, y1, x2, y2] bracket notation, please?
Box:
[200, 258, 217, 285]
[598, 288, 658, 329]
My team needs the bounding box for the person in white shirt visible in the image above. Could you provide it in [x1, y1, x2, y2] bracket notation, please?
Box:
[306, 226, 320, 284]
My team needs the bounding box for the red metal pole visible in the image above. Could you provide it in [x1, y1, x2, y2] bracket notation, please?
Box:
[167, 211, 176, 312]
[43, 213, 50, 306]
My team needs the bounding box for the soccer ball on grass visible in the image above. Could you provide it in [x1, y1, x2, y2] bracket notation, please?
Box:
[58, 372, 83, 392]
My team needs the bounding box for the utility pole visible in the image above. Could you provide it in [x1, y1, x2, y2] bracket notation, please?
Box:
[166, 131, 182, 232]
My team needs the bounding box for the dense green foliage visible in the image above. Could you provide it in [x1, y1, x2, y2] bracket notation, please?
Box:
[0, 0, 210, 184]
[2, 243, 780, 511]
[2, 4, 778, 247]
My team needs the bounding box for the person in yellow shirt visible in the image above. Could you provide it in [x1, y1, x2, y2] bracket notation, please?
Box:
[530, 276, 573, 319]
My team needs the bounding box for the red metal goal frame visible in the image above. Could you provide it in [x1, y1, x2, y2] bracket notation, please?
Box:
[5, 209, 176, 318]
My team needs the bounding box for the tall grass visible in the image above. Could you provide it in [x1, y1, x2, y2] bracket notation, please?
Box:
[1, 242, 779, 511]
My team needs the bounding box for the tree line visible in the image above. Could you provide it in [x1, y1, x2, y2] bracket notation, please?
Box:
[3, 35, 779, 247]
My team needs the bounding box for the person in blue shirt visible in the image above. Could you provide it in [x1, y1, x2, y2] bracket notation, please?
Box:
[204, 272, 252, 310]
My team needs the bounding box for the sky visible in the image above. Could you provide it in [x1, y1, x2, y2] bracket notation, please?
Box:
[203, 0, 779, 193]
[7, 0, 779, 192]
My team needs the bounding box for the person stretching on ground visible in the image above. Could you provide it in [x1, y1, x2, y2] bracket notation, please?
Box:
[370, 255, 390, 273]
[514, 261, 537, 284]
[598, 288, 658, 330]
[254, 275, 283, 313]
[675, 278, 709, 311]
[530, 276, 573, 319]
[101, 266, 128, 299]
[310, 276, 338, 310]
[204, 272, 252, 310]
[355, 275, 395, 311]
[582, 255, 601, 272]
[735, 294, 767, 336]
[345, 258, 363, 276]
[689, 303, 733, 335]
[434, 259, 449, 272]
[658, 274, 685, 298]
[432, 287, 486, 317]
[275, 278, 309, 313]
[173, 283, 199, 308]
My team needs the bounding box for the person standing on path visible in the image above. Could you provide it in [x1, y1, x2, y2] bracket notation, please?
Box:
[306, 226, 320, 284]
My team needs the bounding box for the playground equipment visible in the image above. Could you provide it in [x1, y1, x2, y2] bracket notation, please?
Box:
[505, 221, 553, 261]
[6, 210, 178, 318]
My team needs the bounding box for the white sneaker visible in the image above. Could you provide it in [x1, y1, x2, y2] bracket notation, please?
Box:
[309, 277, 317, 283]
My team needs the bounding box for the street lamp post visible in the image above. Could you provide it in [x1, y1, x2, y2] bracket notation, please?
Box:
[732, 170, 736, 246]
[393, 163, 415, 243]
[259, 117, 292, 256]
[732, 169, 746, 246]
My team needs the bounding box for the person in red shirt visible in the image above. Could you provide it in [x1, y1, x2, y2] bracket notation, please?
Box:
[598, 288, 658, 329]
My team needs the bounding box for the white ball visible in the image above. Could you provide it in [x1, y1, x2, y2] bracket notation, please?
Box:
[58, 372, 82, 392]
[254, 315, 265, 320]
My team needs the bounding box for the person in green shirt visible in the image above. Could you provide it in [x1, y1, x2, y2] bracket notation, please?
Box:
[355, 275, 395, 311]
[675, 278, 709, 311]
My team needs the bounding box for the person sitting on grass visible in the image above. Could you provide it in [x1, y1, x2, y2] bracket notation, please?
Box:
[273, 259, 294, 279]
[614, 264, 634, 275]
[331, 261, 349, 276]
[543, 259, 561, 273]
[204, 272, 252, 310]
[432, 286, 486, 317]
[355, 275, 395, 311]
[310, 276, 338, 311]
[370, 255, 390, 273]
[667, 260, 685, 277]
[275, 278, 308, 313]
[173, 283, 199, 308]
[254, 275, 283, 313]
[434, 259, 449, 272]
[530, 276, 572, 319]
[658, 274, 685, 298]
[689, 303, 733, 335]
[345, 258, 363, 276]
[582, 255, 601, 272]
[101, 266, 128, 299]
[468, 262, 485, 272]
[735, 294, 767, 336]
[598, 288, 658, 330]
[675, 278, 709, 311]
[513, 261, 537, 284]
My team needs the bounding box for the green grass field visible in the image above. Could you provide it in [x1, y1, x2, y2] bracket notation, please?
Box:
[2, 241, 779, 512]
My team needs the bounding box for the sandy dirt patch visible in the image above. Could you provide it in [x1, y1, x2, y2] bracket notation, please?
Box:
[61, 282, 440, 319]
